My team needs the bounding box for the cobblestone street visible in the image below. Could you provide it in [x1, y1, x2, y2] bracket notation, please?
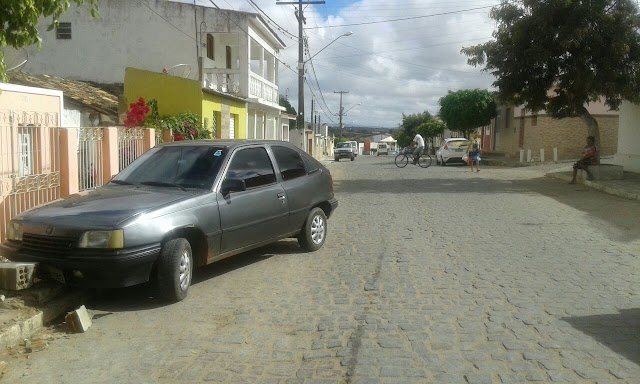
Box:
[2, 156, 639, 383]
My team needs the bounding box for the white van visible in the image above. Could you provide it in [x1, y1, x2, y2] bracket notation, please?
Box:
[348, 141, 358, 157]
[377, 143, 389, 156]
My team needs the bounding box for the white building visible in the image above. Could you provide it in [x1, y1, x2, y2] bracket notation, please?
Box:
[614, 102, 640, 173]
[22, 0, 286, 139]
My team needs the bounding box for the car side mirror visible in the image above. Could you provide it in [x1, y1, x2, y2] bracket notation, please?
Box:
[221, 178, 246, 196]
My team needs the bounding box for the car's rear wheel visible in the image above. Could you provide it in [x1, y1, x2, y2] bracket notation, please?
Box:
[157, 238, 192, 302]
[298, 208, 327, 252]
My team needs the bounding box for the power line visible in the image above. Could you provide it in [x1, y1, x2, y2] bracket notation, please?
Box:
[245, 0, 298, 40]
[138, 0, 196, 41]
[305, 5, 494, 29]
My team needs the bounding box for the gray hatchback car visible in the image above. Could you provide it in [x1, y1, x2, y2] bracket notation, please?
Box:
[0, 140, 338, 302]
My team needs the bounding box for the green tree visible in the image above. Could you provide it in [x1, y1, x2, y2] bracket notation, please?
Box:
[397, 111, 433, 147]
[461, 0, 640, 155]
[279, 95, 297, 130]
[417, 119, 446, 153]
[438, 89, 496, 138]
[1, 0, 100, 81]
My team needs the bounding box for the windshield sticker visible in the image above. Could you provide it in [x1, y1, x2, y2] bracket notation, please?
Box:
[214, 150, 222, 157]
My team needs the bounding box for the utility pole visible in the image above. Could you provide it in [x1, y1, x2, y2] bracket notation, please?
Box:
[277, 0, 325, 133]
[335, 90, 348, 139]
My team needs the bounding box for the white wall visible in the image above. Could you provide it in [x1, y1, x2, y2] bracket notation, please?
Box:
[23, 0, 271, 97]
[614, 102, 640, 172]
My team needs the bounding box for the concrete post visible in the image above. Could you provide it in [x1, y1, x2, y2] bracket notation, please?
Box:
[540, 148, 545, 162]
[519, 149, 524, 162]
[143, 128, 155, 151]
[527, 149, 532, 162]
[59, 128, 79, 198]
[102, 127, 120, 183]
[553, 147, 558, 163]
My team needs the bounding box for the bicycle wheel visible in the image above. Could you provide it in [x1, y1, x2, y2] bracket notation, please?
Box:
[418, 154, 432, 168]
[395, 154, 409, 168]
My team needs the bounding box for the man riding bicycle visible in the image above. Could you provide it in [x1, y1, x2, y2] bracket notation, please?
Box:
[410, 133, 425, 165]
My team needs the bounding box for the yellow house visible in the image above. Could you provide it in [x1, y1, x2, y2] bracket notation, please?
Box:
[124, 67, 247, 139]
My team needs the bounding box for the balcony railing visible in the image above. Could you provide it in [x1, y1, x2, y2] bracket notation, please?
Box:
[249, 73, 278, 104]
[202, 69, 240, 93]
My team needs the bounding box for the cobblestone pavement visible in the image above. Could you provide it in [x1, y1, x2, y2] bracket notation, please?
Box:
[2, 156, 639, 383]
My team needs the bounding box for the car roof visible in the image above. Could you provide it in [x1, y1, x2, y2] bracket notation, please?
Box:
[444, 138, 469, 142]
[157, 139, 299, 151]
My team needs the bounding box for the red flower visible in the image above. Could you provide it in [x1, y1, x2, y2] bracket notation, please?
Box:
[189, 129, 196, 137]
[174, 133, 185, 141]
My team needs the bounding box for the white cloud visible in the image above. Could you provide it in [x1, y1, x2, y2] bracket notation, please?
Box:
[185, 0, 499, 128]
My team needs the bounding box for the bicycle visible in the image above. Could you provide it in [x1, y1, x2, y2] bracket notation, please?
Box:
[395, 147, 432, 168]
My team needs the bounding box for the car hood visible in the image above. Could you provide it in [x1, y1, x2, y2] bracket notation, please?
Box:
[334, 147, 351, 151]
[18, 186, 196, 228]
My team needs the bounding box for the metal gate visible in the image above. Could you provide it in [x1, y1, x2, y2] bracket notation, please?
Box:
[0, 110, 60, 243]
[77, 127, 103, 191]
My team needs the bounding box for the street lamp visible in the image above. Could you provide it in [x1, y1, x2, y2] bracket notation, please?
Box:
[298, 32, 353, 132]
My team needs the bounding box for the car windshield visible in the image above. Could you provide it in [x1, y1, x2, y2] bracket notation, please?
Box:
[336, 142, 350, 148]
[447, 140, 470, 149]
[111, 145, 227, 190]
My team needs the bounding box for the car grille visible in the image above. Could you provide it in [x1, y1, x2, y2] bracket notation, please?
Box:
[21, 234, 78, 257]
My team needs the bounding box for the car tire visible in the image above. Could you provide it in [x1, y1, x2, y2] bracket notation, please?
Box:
[298, 207, 327, 252]
[334, 157, 339, 162]
[440, 156, 445, 166]
[157, 238, 193, 303]
[350, 155, 355, 161]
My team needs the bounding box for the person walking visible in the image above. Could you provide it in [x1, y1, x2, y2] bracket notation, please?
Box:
[569, 136, 598, 184]
[467, 133, 481, 172]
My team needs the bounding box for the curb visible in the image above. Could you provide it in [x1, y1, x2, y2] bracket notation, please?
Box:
[545, 172, 640, 201]
[0, 287, 86, 351]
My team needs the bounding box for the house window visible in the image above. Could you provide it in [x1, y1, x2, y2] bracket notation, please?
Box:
[505, 108, 511, 130]
[207, 34, 214, 60]
[56, 22, 72, 39]
[18, 126, 35, 177]
[226, 46, 232, 69]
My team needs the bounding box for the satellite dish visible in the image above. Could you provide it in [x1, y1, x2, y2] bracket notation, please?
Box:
[3, 47, 28, 72]
[162, 64, 191, 78]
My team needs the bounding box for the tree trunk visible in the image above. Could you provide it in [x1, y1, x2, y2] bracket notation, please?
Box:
[577, 106, 601, 164]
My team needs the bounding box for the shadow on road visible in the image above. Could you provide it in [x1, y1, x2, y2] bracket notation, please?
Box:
[334, 176, 640, 242]
[562, 308, 640, 366]
[86, 239, 304, 312]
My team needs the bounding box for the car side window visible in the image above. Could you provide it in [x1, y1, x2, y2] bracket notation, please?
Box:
[225, 147, 276, 189]
[272, 146, 307, 181]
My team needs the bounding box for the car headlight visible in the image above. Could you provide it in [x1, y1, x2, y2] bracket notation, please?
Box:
[78, 230, 124, 249]
[7, 221, 23, 241]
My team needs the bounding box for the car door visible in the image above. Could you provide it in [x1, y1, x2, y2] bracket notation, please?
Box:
[271, 145, 314, 233]
[217, 146, 289, 254]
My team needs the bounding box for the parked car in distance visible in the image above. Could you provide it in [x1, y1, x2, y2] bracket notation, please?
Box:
[0, 141, 338, 303]
[377, 143, 389, 156]
[334, 141, 355, 161]
[348, 141, 359, 157]
[436, 138, 470, 166]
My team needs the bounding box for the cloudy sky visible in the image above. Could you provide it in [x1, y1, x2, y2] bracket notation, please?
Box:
[187, 0, 500, 128]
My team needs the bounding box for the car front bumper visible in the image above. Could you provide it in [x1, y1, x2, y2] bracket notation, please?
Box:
[0, 241, 161, 288]
[334, 151, 353, 158]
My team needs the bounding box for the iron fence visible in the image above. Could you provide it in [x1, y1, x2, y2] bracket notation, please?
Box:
[0, 110, 60, 243]
[118, 127, 145, 171]
[77, 127, 104, 191]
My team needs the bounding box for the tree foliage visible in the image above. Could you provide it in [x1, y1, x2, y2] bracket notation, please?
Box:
[396, 111, 435, 148]
[1, 0, 100, 81]
[417, 119, 446, 151]
[438, 89, 496, 138]
[279, 95, 297, 130]
[461, 0, 640, 151]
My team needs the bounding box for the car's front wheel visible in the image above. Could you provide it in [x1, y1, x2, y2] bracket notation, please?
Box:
[157, 238, 193, 302]
[298, 208, 327, 252]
